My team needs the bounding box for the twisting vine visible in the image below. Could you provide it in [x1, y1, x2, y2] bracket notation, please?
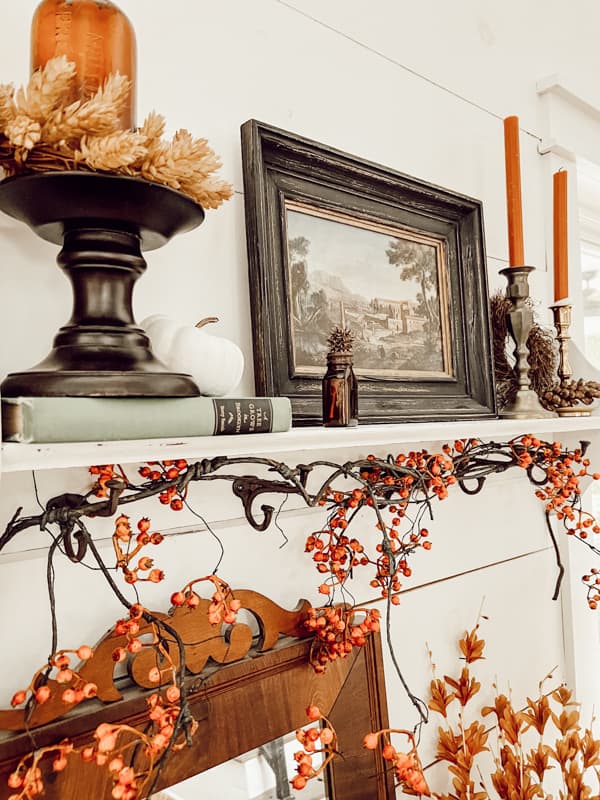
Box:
[0, 434, 599, 798]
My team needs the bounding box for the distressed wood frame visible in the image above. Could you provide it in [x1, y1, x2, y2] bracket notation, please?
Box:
[241, 119, 496, 425]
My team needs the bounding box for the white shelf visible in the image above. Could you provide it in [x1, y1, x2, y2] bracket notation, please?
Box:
[2, 415, 600, 473]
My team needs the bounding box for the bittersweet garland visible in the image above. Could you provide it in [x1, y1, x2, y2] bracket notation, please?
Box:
[1, 434, 599, 799]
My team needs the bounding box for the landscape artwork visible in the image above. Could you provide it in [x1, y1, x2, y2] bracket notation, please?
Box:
[285, 201, 453, 380]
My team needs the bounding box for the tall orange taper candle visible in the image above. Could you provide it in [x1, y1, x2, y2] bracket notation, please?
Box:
[553, 169, 568, 302]
[503, 116, 525, 266]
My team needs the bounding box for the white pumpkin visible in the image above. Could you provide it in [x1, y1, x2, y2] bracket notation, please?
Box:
[142, 314, 244, 396]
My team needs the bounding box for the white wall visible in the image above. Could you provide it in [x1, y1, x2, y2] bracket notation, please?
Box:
[1, 1, 600, 796]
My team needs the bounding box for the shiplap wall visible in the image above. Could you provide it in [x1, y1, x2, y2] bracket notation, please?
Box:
[1, 1, 600, 796]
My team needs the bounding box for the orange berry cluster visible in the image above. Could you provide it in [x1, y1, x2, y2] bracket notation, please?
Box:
[583, 569, 600, 610]
[526, 438, 598, 524]
[363, 730, 429, 795]
[291, 705, 337, 792]
[306, 437, 600, 611]
[306, 505, 366, 589]
[10, 646, 96, 711]
[510, 436, 600, 609]
[7, 742, 74, 799]
[308, 450, 455, 604]
[112, 602, 148, 663]
[170, 575, 242, 625]
[304, 606, 380, 672]
[139, 459, 189, 511]
[112, 515, 165, 585]
[78, 684, 191, 800]
[7, 762, 45, 798]
[145, 688, 189, 753]
[89, 464, 128, 498]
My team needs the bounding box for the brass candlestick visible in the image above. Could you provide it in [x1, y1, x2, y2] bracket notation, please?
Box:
[499, 266, 556, 419]
[549, 302, 592, 417]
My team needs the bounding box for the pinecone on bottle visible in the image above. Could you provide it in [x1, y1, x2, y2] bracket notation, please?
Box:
[327, 325, 354, 355]
[542, 378, 600, 410]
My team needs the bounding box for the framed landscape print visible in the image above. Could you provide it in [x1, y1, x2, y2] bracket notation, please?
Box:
[241, 120, 496, 425]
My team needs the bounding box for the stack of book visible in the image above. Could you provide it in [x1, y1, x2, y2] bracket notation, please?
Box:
[1, 396, 292, 443]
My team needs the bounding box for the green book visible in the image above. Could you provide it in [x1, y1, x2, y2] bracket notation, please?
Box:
[1, 396, 292, 443]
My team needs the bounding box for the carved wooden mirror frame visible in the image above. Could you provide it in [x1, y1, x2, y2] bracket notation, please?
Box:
[0, 591, 395, 800]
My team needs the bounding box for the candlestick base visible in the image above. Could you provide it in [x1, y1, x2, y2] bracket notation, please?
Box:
[548, 302, 593, 417]
[554, 405, 593, 417]
[499, 389, 556, 419]
[499, 266, 556, 419]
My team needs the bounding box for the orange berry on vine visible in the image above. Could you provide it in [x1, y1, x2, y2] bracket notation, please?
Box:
[320, 728, 334, 744]
[171, 591, 186, 606]
[129, 603, 144, 618]
[7, 772, 23, 789]
[10, 690, 26, 707]
[62, 688, 76, 704]
[35, 686, 51, 704]
[81, 747, 95, 762]
[112, 648, 127, 663]
[382, 743, 396, 760]
[148, 667, 161, 683]
[363, 733, 378, 750]
[165, 685, 180, 703]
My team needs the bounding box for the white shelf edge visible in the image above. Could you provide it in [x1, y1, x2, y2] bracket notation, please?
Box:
[2, 416, 600, 473]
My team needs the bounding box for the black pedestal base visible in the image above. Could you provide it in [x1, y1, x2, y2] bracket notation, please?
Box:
[0, 172, 205, 397]
[1, 370, 199, 398]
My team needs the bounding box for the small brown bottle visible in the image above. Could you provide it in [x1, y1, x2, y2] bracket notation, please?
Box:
[322, 325, 358, 427]
[30, 0, 137, 129]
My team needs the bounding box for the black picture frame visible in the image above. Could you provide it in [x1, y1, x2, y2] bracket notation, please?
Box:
[241, 119, 496, 425]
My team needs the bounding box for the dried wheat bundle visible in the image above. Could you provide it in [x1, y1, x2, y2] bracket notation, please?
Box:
[0, 57, 233, 209]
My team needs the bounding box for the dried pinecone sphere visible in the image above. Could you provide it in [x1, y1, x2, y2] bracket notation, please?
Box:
[327, 325, 354, 354]
[542, 379, 600, 410]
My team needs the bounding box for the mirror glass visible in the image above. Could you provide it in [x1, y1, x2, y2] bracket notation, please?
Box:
[150, 727, 327, 800]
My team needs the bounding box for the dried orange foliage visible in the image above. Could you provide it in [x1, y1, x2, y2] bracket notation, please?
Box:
[419, 626, 600, 800]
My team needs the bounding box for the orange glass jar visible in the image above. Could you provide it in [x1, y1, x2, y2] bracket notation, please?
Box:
[31, 0, 136, 129]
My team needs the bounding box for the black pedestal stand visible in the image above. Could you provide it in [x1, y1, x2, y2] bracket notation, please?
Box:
[0, 171, 204, 397]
